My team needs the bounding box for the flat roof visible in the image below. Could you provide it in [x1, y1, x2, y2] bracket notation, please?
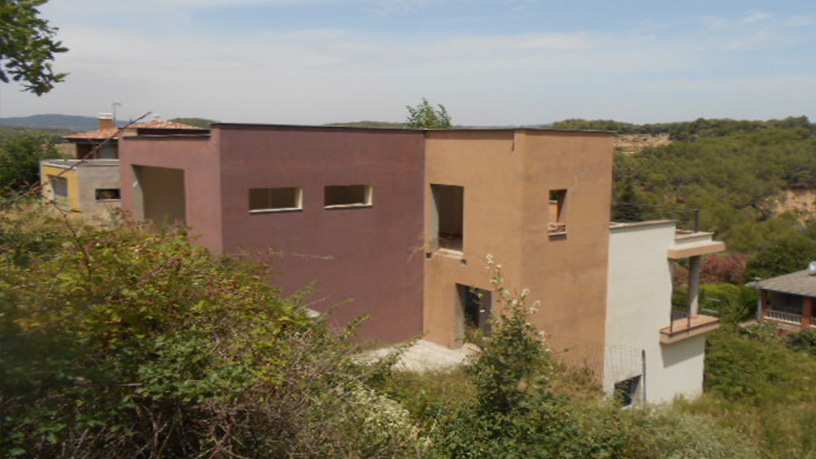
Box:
[209, 123, 615, 136]
[755, 269, 816, 297]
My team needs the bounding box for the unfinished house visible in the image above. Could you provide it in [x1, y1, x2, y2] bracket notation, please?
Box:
[40, 114, 206, 222]
[119, 124, 725, 403]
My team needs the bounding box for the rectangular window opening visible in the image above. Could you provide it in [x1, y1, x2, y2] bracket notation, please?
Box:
[324, 185, 372, 208]
[432, 184, 464, 252]
[49, 175, 68, 198]
[249, 187, 303, 213]
[95, 188, 121, 201]
[548, 189, 567, 234]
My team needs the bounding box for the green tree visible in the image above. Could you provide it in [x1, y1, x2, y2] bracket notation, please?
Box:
[0, 130, 59, 195]
[168, 117, 217, 128]
[0, 0, 67, 95]
[405, 98, 452, 129]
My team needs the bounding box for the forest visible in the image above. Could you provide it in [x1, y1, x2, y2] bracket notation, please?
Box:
[553, 117, 816, 281]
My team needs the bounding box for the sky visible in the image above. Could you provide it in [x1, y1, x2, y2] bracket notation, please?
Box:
[1, 0, 815, 126]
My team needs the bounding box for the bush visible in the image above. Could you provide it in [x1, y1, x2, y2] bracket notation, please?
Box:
[786, 328, 816, 355]
[0, 205, 427, 458]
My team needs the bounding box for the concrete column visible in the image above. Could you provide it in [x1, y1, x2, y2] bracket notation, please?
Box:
[687, 255, 702, 316]
[803, 297, 814, 329]
[758, 290, 768, 321]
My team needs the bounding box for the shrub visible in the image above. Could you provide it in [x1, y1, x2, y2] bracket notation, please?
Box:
[0, 205, 427, 458]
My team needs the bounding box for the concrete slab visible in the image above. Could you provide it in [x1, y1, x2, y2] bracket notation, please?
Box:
[358, 339, 478, 372]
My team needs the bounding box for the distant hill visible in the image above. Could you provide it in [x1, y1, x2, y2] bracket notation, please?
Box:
[0, 114, 127, 133]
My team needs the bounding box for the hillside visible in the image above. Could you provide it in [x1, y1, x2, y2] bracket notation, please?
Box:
[0, 114, 115, 132]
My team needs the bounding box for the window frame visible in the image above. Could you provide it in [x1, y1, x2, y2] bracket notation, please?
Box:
[95, 188, 121, 201]
[323, 184, 373, 209]
[548, 188, 567, 236]
[248, 187, 304, 214]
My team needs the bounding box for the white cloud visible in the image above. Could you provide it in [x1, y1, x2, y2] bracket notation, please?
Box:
[4, 4, 814, 126]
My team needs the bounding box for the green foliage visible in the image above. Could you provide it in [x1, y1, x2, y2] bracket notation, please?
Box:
[704, 326, 816, 404]
[554, 116, 814, 141]
[786, 328, 816, 355]
[465, 257, 551, 414]
[0, 0, 68, 95]
[327, 120, 406, 128]
[699, 283, 756, 325]
[744, 219, 816, 278]
[0, 205, 427, 458]
[168, 117, 217, 128]
[405, 98, 452, 129]
[0, 130, 59, 195]
[681, 326, 816, 458]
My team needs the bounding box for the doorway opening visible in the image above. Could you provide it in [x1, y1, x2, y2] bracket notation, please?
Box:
[456, 284, 491, 342]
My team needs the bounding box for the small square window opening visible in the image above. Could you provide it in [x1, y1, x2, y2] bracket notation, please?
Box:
[95, 188, 121, 201]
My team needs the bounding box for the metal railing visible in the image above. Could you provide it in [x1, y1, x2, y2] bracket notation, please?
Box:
[669, 307, 691, 333]
[612, 202, 701, 232]
[765, 310, 803, 325]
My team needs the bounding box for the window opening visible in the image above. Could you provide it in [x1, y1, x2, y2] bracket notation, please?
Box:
[432, 184, 464, 252]
[548, 189, 567, 234]
[50, 175, 68, 198]
[324, 185, 372, 208]
[95, 188, 121, 201]
[249, 187, 303, 212]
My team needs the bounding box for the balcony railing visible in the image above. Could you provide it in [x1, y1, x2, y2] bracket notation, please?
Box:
[765, 310, 803, 326]
[660, 308, 720, 344]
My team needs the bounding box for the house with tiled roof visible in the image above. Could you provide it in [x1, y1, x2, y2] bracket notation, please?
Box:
[755, 266, 816, 331]
[63, 114, 206, 159]
[40, 114, 207, 222]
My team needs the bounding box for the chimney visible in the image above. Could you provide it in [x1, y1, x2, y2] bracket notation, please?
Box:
[98, 113, 114, 130]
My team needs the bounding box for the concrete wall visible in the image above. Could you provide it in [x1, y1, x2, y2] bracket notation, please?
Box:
[75, 162, 121, 221]
[606, 222, 706, 403]
[423, 129, 615, 355]
[215, 125, 426, 343]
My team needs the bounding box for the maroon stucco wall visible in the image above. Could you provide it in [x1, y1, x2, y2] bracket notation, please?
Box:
[119, 135, 223, 252]
[216, 125, 425, 343]
[121, 126, 425, 344]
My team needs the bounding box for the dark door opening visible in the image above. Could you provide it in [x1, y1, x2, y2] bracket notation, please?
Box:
[456, 284, 491, 341]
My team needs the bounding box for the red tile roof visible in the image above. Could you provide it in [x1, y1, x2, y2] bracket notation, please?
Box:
[64, 120, 204, 140]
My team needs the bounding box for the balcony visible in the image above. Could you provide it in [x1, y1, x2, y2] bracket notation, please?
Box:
[660, 309, 720, 344]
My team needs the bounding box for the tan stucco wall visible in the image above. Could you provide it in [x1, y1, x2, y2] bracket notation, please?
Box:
[519, 131, 614, 365]
[423, 130, 615, 356]
[424, 130, 526, 347]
